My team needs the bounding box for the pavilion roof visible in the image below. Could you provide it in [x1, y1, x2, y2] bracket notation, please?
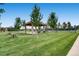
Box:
[25, 21, 47, 26]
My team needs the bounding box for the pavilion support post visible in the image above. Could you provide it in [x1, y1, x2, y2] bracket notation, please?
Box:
[25, 25, 27, 34]
[31, 24, 34, 34]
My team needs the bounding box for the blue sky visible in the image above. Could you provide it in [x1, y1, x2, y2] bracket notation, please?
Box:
[0, 3, 79, 27]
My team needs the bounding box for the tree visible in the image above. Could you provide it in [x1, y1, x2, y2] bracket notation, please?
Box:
[0, 9, 5, 30]
[0, 5, 5, 20]
[47, 12, 58, 30]
[0, 9, 5, 14]
[0, 9, 5, 19]
[77, 25, 79, 29]
[14, 17, 22, 30]
[57, 22, 61, 30]
[74, 25, 77, 33]
[63, 22, 67, 30]
[31, 5, 43, 33]
[67, 22, 71, 30]
[22, 20, 26, 34]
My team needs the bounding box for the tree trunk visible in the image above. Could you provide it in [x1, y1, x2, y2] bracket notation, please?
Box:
[38, 26, 41, 33]
[35, 26, 38, 34]
[32, 24, 34, 34]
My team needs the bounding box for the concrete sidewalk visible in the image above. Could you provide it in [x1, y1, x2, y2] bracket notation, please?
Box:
[67, 36, 79, 56]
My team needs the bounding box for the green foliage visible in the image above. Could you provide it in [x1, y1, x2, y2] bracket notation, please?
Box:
[14, 17, 22, 30]
[22, 20, 26, 26]
[22, 20, 26, 34]
[0, 9, 5, 14]
[0, 8, 5, 29]
[31, 5, 42, 27]
[67, 22, 71, 30]
[57, 22, 61, 29]
[7, 27, 16, 31]
[48, 12, 58, 29]
[30, 5, 43, 33]
[63, 22, 67, 30]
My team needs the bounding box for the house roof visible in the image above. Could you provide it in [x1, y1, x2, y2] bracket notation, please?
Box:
[25, 21, 32, 26]
[25, 21, 47, 26]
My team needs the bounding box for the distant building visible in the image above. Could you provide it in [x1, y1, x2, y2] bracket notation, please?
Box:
[20, 21, 47, 31]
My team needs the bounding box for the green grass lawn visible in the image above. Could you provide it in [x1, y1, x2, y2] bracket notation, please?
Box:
[0, 31, 78, 56]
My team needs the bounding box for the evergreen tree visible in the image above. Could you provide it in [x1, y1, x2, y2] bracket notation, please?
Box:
[31, 5, 43, 33]
[22, 20, 26, 34]
[14, 17, 22, 30]
[67, 22, 71, 30]
[63, 22, 67, 30]
[48, 12, 58, 30]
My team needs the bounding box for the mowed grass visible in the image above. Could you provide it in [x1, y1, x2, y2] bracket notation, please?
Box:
[0, 31, 78, 56]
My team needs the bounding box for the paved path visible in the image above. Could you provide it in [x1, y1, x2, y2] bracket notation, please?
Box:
[67, 36, 79, 56]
